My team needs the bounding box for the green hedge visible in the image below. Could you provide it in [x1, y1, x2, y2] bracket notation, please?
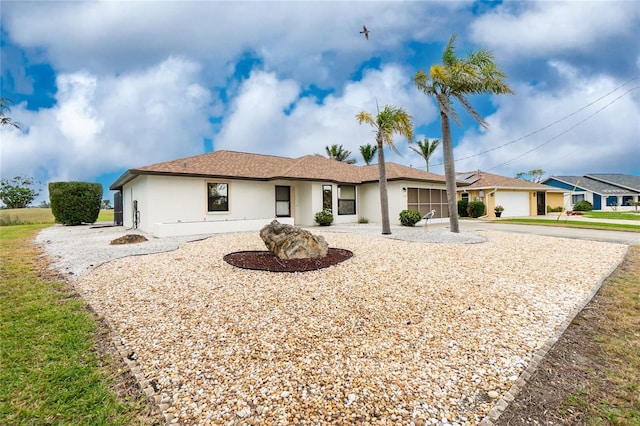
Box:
[399, 209, 422, 226]
[573, 200, 593, 211]
[458, 199, 469, 217]
[49, 182, 102, 225]
[467, 201, 486, 218]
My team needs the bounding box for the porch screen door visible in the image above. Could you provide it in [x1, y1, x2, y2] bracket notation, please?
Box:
[275, 186, 291, 217]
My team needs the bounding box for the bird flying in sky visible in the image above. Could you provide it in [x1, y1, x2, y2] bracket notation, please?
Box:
[360, 25, 370, 40]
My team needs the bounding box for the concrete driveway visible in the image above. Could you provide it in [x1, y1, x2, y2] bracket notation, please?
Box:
[455, 219, 640, 246]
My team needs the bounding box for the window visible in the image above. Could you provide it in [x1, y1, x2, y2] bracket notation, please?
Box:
[337, 185, 356, 215]
[207, 183, 228, 212]
[571, 194, 585, 204]
[275, 186, 291, 217]
[323, 185, 332, 212]
[407, 188, 449, 218]
[461, 193, 470, 201]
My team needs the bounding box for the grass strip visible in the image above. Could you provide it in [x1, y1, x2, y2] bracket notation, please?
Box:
[0, 224, 157, 425]
[500, 218, 640, 232]
[561, 246, 640, 424]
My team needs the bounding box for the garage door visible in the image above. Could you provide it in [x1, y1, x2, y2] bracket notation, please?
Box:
[495, 192, 530, 217]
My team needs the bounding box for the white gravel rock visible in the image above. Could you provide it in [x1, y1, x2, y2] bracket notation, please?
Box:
[36, 224, 627, 425]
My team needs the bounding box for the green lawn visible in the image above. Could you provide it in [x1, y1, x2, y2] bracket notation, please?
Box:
[0, 208, 114, 226]
[582, 211, 640, 221]
[0, 224, 157, 425]
[501, 218, 640, 232]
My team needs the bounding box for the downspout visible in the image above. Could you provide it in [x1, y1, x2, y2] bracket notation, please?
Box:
[479, 188, 497, 218]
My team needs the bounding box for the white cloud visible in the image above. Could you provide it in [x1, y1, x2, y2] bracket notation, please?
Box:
[2, 1, 467, 87]
[213, 64, 438, 163]
[0, 57, 213, 185]
[470, 1, 638, 59]
[452, 62, 640, 177]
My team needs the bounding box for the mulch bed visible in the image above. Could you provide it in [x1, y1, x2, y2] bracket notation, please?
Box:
[223, 248, 353, 272]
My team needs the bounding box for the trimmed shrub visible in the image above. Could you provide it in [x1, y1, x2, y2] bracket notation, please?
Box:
[314, 209, 334, 226]
[399, 209, 422, 226]
[547, 205, 563, 213]
[573, 200, 593, 211]
[458, 199, 469, 217]
[358, 217, 369, 224]
[467, 201, 485, 218]
[49, 182, 102, 225]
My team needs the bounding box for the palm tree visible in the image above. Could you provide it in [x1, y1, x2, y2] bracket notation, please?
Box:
[0, 98, 21, 129]
[356, 105, 414, 234]
[325, 144, 356, 164]
[409, 138, 440, 172]
[359, 143, 378, 165]
[414, 34, 514, 233]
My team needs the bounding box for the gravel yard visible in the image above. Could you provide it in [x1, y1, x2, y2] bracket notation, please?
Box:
[38, 226, 626, 425]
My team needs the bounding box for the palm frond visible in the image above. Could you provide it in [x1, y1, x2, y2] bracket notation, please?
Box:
[453, 93, 487, 128]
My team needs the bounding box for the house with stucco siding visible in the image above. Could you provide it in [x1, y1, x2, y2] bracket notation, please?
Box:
[110, 150, 467, 237]
[456, 171, 565, 218]
[542, 174, 640, 211]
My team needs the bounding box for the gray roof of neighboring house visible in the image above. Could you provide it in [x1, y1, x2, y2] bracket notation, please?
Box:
[587, 174, 640, 192]
[549, 175, 637, 195]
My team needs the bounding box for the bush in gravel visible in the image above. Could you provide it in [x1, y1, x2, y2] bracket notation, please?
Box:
[314, 209, 334, 226]
[458, 199, 469, 217]
[399, 209, 422, 226]
[467, 201, 485, 218]
[573, 200, 593, 211]
[49, 182, 102, 225]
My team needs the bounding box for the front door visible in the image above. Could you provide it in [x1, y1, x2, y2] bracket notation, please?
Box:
[275, 186, 291, 217]
[536, 192, 546, 215]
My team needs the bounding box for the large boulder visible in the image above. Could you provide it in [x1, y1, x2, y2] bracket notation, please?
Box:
[260, 220, 329, 259]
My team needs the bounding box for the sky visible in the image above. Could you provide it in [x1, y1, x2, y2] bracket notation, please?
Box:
[1, 0, 639, 205]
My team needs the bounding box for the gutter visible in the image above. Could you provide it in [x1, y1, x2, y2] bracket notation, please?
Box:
[479, 187, 498, 218]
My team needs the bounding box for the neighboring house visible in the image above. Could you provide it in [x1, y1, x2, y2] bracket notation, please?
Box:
[456, 171, 565, 218]
[542, 174, 640, 211]
[110, 150, 465, 237]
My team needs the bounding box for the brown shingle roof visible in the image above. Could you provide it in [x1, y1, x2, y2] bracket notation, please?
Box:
[458, 171, 564, 191]
[110, 150, 450, 189]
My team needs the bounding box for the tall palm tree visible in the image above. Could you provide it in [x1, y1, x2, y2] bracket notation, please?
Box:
[356, 105, 414, 234]
[409, 138, 440, 172]
[0, 97, 21, 129]
[414, 34, 514, 233]
[325, 144, 356, 164]
[359, 143, 378, 165]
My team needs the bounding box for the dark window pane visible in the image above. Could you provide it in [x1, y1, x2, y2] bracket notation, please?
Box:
[208, 183, 228, 212]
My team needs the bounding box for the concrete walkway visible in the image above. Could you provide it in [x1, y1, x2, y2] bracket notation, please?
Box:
[328, 217, 639, 246]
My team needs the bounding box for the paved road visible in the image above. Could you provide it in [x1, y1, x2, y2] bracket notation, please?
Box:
[455, 220, 640, 246]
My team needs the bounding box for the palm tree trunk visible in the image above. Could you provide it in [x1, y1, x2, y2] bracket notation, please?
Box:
[440, 110, 460, 233]
[377, 133, 391, 235]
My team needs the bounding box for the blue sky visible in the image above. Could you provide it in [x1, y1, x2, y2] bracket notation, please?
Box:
[1, 0, 639, 205]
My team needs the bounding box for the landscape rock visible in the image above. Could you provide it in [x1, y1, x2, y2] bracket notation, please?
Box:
[259, 220, 328, 259]
[110, 234, 148, 245]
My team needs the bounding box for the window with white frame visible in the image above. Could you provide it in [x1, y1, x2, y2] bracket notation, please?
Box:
[337, 185, 356, 215]
[207, 182, 228, 212]
[571, 193, 585, 204]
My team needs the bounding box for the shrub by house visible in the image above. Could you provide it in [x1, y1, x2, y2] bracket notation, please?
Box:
[49, 182, 102, 225]
[399, 209, 422, 226]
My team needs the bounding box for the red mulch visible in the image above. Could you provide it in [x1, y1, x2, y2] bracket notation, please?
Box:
[223, 248, 353, 272]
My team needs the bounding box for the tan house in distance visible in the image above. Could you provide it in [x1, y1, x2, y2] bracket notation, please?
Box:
[457, 171, 565, 218]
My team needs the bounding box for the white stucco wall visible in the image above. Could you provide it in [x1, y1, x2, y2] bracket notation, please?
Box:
[119, 174, 453, 235]
[121, 175, 296, 235]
